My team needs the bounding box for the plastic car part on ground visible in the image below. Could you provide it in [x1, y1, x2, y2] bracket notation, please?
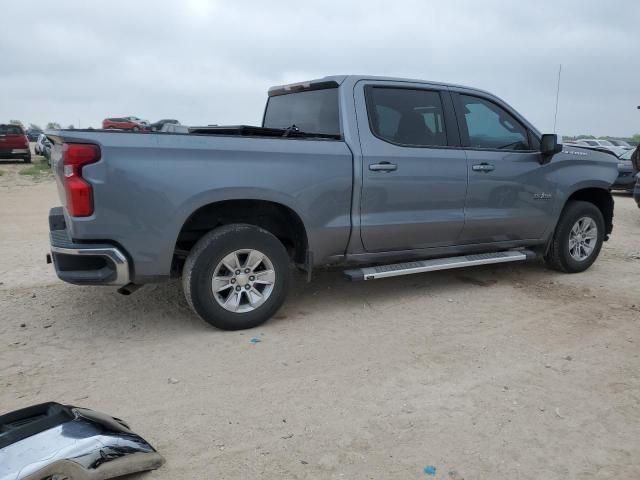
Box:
[0, 402, 164, 480]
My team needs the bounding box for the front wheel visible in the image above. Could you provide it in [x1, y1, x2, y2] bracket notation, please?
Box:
[182, 224, 290, 330]
[544, 200, 605, 273]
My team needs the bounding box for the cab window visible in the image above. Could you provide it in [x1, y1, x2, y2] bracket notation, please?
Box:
[366, 87, 448, 147]
[459, 94, 530, 150]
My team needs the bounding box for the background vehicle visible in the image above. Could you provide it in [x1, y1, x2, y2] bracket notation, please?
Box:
[35, 133, 53, 165]
[612, 149, 638, 192]
[151, 119, 180, 131]
[46, 75, 618, 330]
[163, 123, 190, 133]
[35, 133, 48, 154]
[102, 116, 150, 131]
[26, 127, 42, 142]
[574, 139, 626, 156]
[608, 139, 633, 150]
[0, 124, 31, 162]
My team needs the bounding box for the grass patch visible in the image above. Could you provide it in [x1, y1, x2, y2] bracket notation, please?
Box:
[19, 160, 51, 176]
[0, 170, 4, 176]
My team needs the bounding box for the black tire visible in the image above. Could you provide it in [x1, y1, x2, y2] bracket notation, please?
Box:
[182, 224, 290, 330]
[544, 200, 605, 273]
[23, 155, 31, 163]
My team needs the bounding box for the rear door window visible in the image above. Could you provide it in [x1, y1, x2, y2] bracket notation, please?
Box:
[366, 87, 448, 147]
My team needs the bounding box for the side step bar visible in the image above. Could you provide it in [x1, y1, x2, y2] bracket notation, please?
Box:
[344, 250, 536, 281]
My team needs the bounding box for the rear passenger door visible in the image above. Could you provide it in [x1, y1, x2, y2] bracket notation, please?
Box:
[452, 91, 555, 243]
[356, 82, 468, 252]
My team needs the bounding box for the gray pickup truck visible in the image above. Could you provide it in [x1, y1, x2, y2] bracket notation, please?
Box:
[47, 75, 617, 330]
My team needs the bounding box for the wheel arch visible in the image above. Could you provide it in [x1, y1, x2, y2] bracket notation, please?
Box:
[561, 187, 614, 239]
[173, 198, 309, 269]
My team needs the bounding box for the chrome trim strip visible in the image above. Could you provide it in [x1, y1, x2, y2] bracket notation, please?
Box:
[50, 245, 130, 285]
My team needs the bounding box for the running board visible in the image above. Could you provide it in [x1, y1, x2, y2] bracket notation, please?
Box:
[344, 250, 535, 281]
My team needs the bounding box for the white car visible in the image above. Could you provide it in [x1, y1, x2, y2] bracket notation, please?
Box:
[34, 133, 50, 155]
[608, 139, 634, 151]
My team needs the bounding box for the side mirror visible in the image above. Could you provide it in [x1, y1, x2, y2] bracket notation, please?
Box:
[540, 134, 562, 163]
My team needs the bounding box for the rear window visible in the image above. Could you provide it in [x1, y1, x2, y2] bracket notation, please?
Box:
[263, 88, 340, 136]
[0, 125, 24, 135]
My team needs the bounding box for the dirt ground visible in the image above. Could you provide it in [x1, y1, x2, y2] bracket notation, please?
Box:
[1, 159, 639, 479]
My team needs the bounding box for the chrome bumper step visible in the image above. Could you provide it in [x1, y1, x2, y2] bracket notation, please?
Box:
[344, 250, 535, 281]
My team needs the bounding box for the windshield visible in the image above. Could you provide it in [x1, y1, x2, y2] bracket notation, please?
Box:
[597, 140, 614, 146]
[263, 88, 340, 137]
[619, 149, 633, 160]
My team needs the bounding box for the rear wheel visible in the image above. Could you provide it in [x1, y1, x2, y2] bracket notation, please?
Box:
[544, 200, 604, 273]
[23, 155, 31, 163]
[182, 224, 290, 330]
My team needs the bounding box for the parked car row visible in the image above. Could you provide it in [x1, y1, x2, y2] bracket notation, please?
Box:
[102, 117, 181, 132]
[1, 118, 185, 164]
[567, 139, 631, 156]
[564, 141, 638, 193]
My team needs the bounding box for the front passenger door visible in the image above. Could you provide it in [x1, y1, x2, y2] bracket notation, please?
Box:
[453, 92, 556, 244]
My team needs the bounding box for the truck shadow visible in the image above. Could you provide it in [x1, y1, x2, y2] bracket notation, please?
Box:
[62, 259, 554, 337]
[284, 260, 551, 315]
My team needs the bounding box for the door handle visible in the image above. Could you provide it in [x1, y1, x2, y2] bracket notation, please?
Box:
[369, 162, 398, 172]
[472, 163, 495, 172]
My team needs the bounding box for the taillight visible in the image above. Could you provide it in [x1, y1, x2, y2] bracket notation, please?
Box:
[22, 135, 29, 147]
[63, 143, 101, 217]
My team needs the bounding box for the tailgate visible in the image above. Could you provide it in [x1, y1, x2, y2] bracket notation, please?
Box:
[0, 129, 27, 149]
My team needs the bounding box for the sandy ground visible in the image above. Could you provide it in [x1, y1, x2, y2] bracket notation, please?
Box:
[1, 160, 639, 479]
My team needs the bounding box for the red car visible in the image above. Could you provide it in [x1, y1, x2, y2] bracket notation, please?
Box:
[0, 124, 31, 163]
[102, 116, 151, 131]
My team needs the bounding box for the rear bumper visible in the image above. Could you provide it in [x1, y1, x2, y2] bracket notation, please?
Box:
[0, 402, 164, 479]
[48, 207, 130, 285]
[0, 148, 30, 158]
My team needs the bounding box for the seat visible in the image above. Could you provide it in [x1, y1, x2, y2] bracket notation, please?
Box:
[394, 112, 434, 146]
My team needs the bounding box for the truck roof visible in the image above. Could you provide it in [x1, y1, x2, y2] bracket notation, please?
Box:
[268, 75, 493, 97]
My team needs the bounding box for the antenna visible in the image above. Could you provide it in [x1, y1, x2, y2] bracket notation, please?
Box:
[553, 64, 562, 133]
